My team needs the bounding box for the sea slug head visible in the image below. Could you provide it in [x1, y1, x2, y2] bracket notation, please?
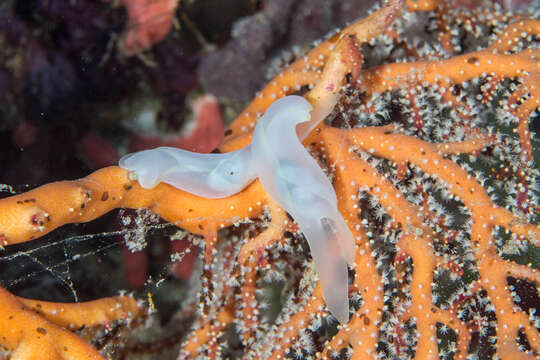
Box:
[119, 148, 179, 189]
[120, 146, 255, 198]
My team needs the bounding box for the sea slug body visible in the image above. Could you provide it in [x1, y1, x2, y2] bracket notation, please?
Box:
[119, 95, 355, 323]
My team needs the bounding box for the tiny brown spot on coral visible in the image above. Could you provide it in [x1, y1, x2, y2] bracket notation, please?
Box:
[124, 184, 133, 191]
[101, 192, 109, 201]
[363, 316, 371, 326]
[224, 129, 233, 136]
[36, 327, 47, 335]
[467, 56, 478, 64]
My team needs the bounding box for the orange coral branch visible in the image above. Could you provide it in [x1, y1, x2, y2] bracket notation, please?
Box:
[0, 287, 107, 360]
[0, 166, 266, 247]
[237, 199, 288, 264]
[17, 295, 141, 330]
[340, 125, 539, 355]
[361, 50, 538, 95]
[239, 259, 260, 345]
[179, 300, 235, 359]
[436, 132, 496, 155]
[321, 127, 460, 359]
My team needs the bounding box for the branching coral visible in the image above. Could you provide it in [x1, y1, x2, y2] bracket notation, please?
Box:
[0, 0, 539, 359]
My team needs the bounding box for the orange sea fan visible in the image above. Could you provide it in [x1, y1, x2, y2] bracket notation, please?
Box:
[0, 0, 538, 359]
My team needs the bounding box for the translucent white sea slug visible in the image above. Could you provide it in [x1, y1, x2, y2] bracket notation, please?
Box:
[119, 95, 355, 323]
